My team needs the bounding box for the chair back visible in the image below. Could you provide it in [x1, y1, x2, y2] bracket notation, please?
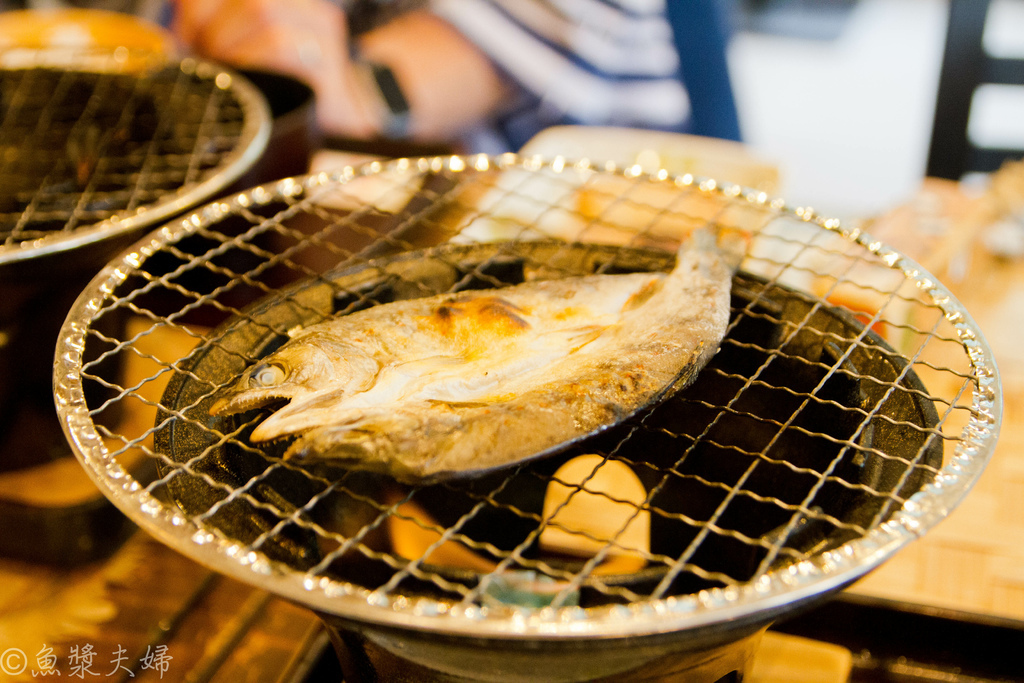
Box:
[927, 0, 1024, 179]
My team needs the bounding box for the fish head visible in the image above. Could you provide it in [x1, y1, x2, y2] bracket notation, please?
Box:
[209, 338, 378, 418]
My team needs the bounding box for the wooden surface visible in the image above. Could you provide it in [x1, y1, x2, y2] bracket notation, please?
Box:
[0, 532, 323, 682]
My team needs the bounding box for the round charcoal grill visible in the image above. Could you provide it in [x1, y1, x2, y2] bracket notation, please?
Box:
[55, 155, 1001, 681]
[0, 51, 270, 275]
[0, 50, 271, 483]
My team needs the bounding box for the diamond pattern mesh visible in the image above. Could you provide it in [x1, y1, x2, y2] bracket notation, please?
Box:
[0, 57, 260, 255]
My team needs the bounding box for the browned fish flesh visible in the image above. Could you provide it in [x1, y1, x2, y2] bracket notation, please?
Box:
[211, 230, 737, 483]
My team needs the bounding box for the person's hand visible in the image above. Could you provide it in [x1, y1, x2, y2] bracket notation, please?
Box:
[173, 0, 379, 137]
[174, 2, 510, 143]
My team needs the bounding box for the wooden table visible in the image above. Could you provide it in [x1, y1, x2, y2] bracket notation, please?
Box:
[0, 532, 326, 683]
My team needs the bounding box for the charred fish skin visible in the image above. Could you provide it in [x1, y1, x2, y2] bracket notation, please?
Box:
[212, 229, 735, 483]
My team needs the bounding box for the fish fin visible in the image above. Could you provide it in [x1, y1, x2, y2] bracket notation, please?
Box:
[686, 226, 746, 273]
[621, 277, 663, 312]
[545, 325, 606, 353]
[391, 355, 465, 373]
[425, 399, 491, 409]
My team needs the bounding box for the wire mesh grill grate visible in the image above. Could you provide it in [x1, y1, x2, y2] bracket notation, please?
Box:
[0, 53, 268, 263]
[56, 155, 999, 638]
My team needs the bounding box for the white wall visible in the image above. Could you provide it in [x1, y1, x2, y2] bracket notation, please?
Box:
[729, 0, 950, 220]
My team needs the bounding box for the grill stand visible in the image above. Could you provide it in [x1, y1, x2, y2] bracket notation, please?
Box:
[320, 614, 764, 683]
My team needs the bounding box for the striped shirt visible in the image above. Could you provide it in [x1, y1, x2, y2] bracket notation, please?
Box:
[428, 0, 691, 150]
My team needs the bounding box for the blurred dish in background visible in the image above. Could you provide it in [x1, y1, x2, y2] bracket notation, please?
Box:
[0, 8, 176, 66]
[520, 126, 779, 193]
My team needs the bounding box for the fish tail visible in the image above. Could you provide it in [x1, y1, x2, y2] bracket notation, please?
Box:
[681, 226, 745, 274]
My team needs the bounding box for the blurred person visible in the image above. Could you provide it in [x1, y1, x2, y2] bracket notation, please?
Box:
[173, 0, 740, 152]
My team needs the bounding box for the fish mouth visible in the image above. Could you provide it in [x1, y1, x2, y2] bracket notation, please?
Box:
[247, 388, 355, 442]
[209, 390, 292, 417]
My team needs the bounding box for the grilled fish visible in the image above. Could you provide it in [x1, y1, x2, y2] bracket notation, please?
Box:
[211, 230, 737, 483]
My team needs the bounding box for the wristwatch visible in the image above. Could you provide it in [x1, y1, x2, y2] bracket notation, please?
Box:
[362, 61, 410, 139]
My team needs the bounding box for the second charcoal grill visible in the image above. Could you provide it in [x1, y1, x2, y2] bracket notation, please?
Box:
[0, 52, 269, 275]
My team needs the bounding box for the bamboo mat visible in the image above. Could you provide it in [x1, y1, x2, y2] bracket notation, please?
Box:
[848, 175, 1024, 622]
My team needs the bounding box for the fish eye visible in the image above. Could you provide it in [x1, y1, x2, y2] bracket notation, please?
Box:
[249, 363, 286, 388]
